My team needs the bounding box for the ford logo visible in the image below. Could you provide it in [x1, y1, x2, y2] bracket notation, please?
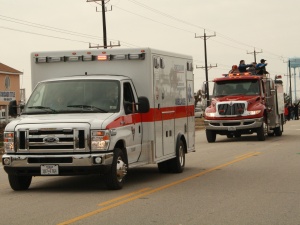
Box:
[43, 136, 59, 144]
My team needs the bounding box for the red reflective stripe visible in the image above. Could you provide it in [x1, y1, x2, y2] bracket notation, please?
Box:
[106, 105, 194, 129]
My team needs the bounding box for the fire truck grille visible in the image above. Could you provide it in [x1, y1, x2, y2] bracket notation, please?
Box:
[218, 103, 246, 116]
[17, 129, 86, 151]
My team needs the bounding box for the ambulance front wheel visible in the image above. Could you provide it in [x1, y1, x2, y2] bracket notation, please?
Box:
[105, 148, 127, 190]
[8, 174, 32, 191]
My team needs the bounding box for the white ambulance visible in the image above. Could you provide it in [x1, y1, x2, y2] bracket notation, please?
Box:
[2, 48, 195, 190]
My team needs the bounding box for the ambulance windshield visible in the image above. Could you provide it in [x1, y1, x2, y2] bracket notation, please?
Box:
[23, 80, 120, 114]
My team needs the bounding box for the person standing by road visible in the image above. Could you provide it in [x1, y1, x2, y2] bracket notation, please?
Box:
[294, 102, 299, 120]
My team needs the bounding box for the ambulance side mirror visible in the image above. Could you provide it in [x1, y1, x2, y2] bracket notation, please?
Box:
[8, 100, 18, 117]
[137, 96, 150, 113]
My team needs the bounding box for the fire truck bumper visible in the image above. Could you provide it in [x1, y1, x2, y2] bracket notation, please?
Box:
[204, 117, 264, 131]
[2, 152, 114, 176]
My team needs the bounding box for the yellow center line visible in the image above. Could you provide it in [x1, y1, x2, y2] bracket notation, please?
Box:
[235, 151, 258, 159]
[57, 151, 261, 225]
[98, 187, 151, 206]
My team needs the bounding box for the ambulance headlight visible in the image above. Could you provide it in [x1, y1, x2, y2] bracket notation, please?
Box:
[91, 130, 110, 151]
[248, 110, 261, 115]
[4, 132, 15, 152]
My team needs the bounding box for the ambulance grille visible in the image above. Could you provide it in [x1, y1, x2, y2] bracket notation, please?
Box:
[218, 103, 246, 116]
[17, 129, 86, 152]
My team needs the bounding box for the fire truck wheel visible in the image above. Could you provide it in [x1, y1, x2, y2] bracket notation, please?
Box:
[105, 148, 127, 190]
[206, 130, 216, 143]
[257, 123, 266, 141]
[8, 174, 32, 191]
[170, 140, 185, 173]
[274, 124, 283, 136]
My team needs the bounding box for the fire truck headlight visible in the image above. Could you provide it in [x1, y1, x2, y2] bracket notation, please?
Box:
[248, 110, 261, 115]
[205, 112, 217, 117]
[4, 132, 15, 152]
[91, 130, 110, 151]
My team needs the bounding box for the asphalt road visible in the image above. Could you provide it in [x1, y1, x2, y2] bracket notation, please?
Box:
[1, 120, 300, 225]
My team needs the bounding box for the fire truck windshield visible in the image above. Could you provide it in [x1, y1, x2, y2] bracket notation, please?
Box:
[213, 80, 260, 97]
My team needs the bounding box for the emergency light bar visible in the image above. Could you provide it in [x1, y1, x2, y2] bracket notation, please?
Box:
[227, 72, 252, 77]
[35, 53, 146, 63]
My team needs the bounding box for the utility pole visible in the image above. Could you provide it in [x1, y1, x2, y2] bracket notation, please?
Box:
[284, 59, 295, 103]
[247, 48, 263, 63]
[289, 60, 292, 104]
[87, 0, 120, 49]
[195, 30, 216, 107]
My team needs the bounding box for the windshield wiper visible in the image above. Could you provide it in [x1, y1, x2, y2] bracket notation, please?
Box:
[28, 106, 57, 113]
[67, 104, 108, 113]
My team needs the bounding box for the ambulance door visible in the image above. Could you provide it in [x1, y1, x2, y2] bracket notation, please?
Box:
[123, 82, 142, 163]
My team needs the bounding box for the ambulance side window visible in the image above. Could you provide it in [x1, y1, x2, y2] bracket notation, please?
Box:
[123, 82, 136, 114]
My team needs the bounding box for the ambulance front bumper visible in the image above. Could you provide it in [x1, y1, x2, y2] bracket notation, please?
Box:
[2, 152, 114, 176]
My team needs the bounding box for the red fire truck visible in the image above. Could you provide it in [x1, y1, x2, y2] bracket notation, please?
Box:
[204, 72, 284, 142]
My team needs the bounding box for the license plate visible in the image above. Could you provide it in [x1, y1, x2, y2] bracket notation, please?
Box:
[41, 165, 59, 175]
[228, 127, 236, 131]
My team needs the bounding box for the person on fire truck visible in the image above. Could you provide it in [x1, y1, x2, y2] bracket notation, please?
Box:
[238, 60, 253, 72]
[256, 59, 269, 75]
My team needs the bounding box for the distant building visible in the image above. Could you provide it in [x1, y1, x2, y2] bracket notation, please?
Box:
[0, 62, 23, 121]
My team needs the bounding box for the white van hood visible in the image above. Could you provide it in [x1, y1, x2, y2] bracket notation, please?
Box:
[5, 113, 116, 131]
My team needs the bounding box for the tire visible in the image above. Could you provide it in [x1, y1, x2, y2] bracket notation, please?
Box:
[105, 148, 127, 190]
[206, 130, 216, 143]
[170, 140, 185, 173]
[234, 133, 241, 138]
[8, 174, 32, 191]
[274, 115, 283, 136]
[227, 134, 234, 138]
[158, 161, 170, 173]
[257, 123, 266, 141]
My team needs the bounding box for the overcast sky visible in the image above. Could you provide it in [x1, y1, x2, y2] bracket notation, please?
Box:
[1, 0, 300, 99]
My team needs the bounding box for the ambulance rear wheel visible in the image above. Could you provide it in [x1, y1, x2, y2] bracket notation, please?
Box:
[105, 148, 127, 190]
[8, 174, 32, 191]
[170, 140, 185, 173]
[206, 130, 216, 143]
[157, 161, 170, 173]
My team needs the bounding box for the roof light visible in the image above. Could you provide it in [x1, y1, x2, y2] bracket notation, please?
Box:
[65, 56, 81, 62]
[113, 54, 127, 60]
[97, 55, 109, 61]
[83, 55, 93, 61]
[48, 57, 62, 63]
[128, 53, 145, 60]
[36, 57, 47, 63]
